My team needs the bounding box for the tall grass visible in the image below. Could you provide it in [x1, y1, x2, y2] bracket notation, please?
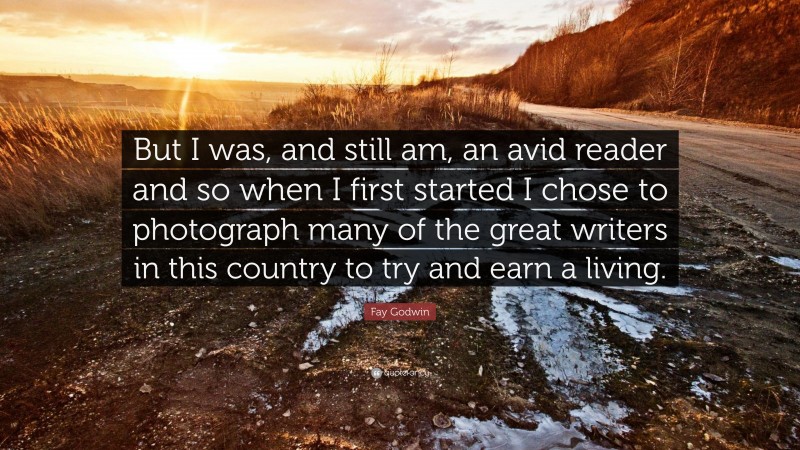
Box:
[0, 105, 267, 238]
[270, 85, 532, 130]
[0, 85, 533, 239]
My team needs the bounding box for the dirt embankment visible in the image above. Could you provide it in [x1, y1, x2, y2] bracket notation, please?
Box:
[478, 0, 800, 127]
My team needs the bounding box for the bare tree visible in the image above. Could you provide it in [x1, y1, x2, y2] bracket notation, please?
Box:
[699, 33, 722, 116]
[371, 42, 397, 95]
[441, 44, 458, 89]
[553, 3, 596, 37]
[349, 65, 371, 96]
[575, 3, 595, 32]
[650, 35, 696, 109]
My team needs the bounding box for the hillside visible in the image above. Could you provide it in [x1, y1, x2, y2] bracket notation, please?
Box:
[69, 74, 303, 107]
[479, 0, 800, 127]
[0, 75, 224, 110]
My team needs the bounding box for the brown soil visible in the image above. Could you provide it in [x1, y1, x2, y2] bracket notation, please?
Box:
[1, 186, 799, 450]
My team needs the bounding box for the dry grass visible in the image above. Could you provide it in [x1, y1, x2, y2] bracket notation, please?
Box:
[270, 85, 532, 130]
[0, 85, 533, 239]
[0, 105, 268, 238]
[487, 0, 800, 128]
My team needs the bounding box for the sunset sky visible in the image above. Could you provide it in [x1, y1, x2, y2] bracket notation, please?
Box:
[0, 0, 618, 83]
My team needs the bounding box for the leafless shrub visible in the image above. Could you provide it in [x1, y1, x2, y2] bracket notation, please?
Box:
[370, 43, 397, 95]
[649, 36, 698, 110]
[552, 3, 596, 38]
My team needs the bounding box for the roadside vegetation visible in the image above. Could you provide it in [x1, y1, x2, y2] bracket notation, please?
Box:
[0, 105, 270, 238]
[0, 75, 533, 239]
[479, 0, 800, 128]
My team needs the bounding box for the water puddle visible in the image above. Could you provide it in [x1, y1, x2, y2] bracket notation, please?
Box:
[434, 414, 606, 450]
[691, 376, 712, 402]
[770, 256, 800, 273]
[610, 285, 694, 296]
[480, 286, 677, 448]
[491, 287, 621, 387]
[302, 286, 411, 353]
[554, 287, 657, 341]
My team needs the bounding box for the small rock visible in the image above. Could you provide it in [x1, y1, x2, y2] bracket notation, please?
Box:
[477, 365, 483, 377]
[721, 356, 730, 362]
[467, 401, 476, 409]
[395, 407, 403, 415]
[364, 417, 375, 426]
[139, 383, 153, 394]
[298, 362, 314, 371]
[247, 304, 257, 312]
[478, 406, 489, 413]
[702, 373, 726, 383]
[404, 439, 422, 450]
[314, 316, 322, 320]
[704, 433, 710, 442]
[686, 443, 694, 450]
[282, 410, 291, 417]
[432, 413, 452, 429]
[343, 425, 351, 431]
[770, 432, 779, 442]
[276, 307, 284, 312]
[195, 348, 207, 358]
[517, 362, 524, 368]
[396, 414, 404, 420]
[282, 368, 289, 373]
[248, 322, 257, 328]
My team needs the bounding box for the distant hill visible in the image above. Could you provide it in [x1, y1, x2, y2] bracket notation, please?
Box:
[0, 75, 224, 110]
[0, 75, 304, 111]
[69, 74, 304, 107]
[478, 0, 800, 127]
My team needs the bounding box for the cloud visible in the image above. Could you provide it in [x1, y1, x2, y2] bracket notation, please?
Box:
[0, 0, 585, 74]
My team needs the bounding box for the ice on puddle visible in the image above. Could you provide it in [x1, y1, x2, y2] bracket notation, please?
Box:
[490, 287, 636, 442]
[434, 414, 606, 450]
[691, 376, 713, 402]
[570, 402, 630, 432]
[302, 286, 411, 353]
[611, 285, 695, 296]
[491, 287, 621, 386]
[770, 256, 800, 270]
[554, 287, 656, 341]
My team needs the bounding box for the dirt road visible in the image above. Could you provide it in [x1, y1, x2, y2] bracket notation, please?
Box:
[522, 103, 800, 253]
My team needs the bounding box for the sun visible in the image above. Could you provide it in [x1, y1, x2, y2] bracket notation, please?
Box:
[163, 37, 227, 78]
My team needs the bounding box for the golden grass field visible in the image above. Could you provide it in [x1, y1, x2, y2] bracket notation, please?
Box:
[0, 86, 535, 238]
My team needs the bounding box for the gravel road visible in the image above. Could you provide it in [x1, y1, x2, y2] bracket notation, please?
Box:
[522, 103, 800, 252]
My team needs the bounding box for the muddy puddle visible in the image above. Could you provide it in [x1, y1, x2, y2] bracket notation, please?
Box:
[435, 285, 688, 449]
